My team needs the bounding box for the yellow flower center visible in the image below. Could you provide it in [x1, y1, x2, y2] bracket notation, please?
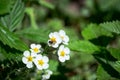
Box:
[60, 51, 65, 57]
[33, 47, 39, 53]
[50, 37, 56, 43]
[61, 36, 64, 39]
[27, 56, 33, 62]
[38, 60, 44, 66]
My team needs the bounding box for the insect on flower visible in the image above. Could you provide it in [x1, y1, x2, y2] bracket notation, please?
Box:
[48, 32, 62, 48]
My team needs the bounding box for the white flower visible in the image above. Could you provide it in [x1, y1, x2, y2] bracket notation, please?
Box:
[22, 50, 35, 68]
[34, 54, 49, 70]
[57, 45, 70, 62]
[59, 30, 69, 45]
[42, 70, 53, 80]
[30, 44, 41, 56]
[48, 32, 62, 48]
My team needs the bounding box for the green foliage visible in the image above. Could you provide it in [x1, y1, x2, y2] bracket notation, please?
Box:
[82, 24, 113, 40]
[97, 65, 119, 80]
[100, 21, 120, 34]
[94, 50, 120, 79]
[39, 0, 55, 9]
[0, 44, 22, 61]
[0, 0, 24, 31]
[0, 24, 28, 51]
[16, 27, 50, 43]
[49, 60, 59, 72]
[111, 61, 120, 73]
[69, 40, 100, 54]
[25, 7, 38, 29]
[0, 0, 120, 80]
[98, 0, 120, 11]
[47, 19, 64, 30]
[65, 28, 79, 42]
[0, 0, 12, 15]
[108, 48, 120, 60]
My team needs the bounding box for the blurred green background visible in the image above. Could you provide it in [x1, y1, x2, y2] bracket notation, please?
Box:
[0, 0, 120, 80]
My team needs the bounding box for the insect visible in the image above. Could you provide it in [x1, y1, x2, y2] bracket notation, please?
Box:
[48, 40, 54, 44]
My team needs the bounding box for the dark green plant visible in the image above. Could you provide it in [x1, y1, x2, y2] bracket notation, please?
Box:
[0, 0, 120, 80]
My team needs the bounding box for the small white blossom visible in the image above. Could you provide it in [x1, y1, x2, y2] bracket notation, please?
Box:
[42, 70, 53, 80]
[57, 45, 70, 62]
[59, 30, 69, 45]
[30, 44, 41, 56]
[22, 50, 35, 68]
[48, 32, 62, 48]
[34, 54, 49, 70]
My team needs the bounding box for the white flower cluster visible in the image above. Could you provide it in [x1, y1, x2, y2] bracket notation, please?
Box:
[22, 44, 52, 80]
[48, 30, 70, 62]
[22, 30, 70, 80]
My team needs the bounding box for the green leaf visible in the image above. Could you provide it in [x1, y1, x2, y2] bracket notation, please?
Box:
[97, 65, 119, 80]
[0, 0, 12, 15]
[100, 21, 120, 34]
[110, 61, 120, 73]
[39, 0, 55, 9]
[82, 24, 113, 40]
[65, 28, 79, 42]
[93, 52, 120, 79]
[0, 24, 28, 51]
[49, 60, 58, 72]
[68, 40, 100, 54]
[16, 27, 50, 43]
[25, 7, 38, 29]
[47, 19, 64, 30]
[0, 46, 22, 61]
[98, 0, 120, 11]
[108, 48, 120, 60]
[0, 0, 24, 31]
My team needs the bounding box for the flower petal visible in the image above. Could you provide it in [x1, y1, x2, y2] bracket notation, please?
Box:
[47, 70, 53, 75]
[33, 59, 38, 65]
[43, 56, 49, 62]
[52, 43, 59, 48]
[43, 74, 50, 79]
[59, 45, 64, 50]
[64, 47, 70, 54]
[26, 62, 33, 68]
[56, 36, 62, 43]
[54, 32, 59, 36]
[42, 74, 50, 80]
[59, 56, 65, 62]
[59, 30, 65, 36]
[65, 55, 70, 60]
[23, 50, 30, 57]
[63, 42, 68, 45]
[43, 63, 49, 69]
[58, 50, 61, 56]
[36, 65, 43, 70]
[36, 54, 42, 59]
[30, 44, 36, 49]
[49, 33, 53, 38]
[64, 36, 69, 43]
[31, 52, 37, 57]
[22, 57, 28, 64]
[36, 44, 41, 49]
